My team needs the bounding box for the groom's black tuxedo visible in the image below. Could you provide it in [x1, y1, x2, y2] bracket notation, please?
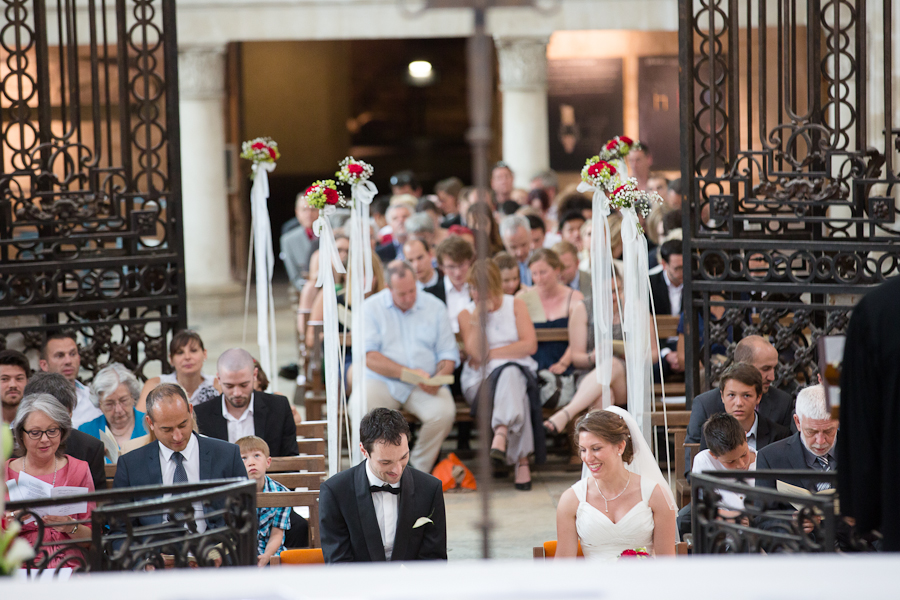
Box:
[319, 460, 447, 563]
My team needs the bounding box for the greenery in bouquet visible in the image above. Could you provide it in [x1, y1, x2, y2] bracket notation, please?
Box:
[335, 156, 374, 185]
[608, 179, 663, 234]
[598, 135, 635, 162]
[1, 425, 34, 575]
[305, 179, 346, 210]
[581, 157, 618, 189]
[240, 137, 281, 178]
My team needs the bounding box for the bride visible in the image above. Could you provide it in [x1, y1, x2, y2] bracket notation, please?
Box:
[556, 406, 677, 559]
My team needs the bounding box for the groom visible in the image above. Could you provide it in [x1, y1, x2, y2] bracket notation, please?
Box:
[319, 408, 447, 562]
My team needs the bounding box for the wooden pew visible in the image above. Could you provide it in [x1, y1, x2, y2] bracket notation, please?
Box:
[269, 455, 327, 473]
[269, 472, 325, 490]
[257, 491, 320, 548]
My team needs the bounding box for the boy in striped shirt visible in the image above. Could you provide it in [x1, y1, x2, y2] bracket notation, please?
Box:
[238, 435, 291, 566]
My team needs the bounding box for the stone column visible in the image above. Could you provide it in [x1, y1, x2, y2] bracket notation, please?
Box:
[178, 46, 236, 302]
[495, 36, 550, 189]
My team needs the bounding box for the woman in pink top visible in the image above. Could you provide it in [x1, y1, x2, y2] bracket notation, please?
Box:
[5, 393, 95, 569]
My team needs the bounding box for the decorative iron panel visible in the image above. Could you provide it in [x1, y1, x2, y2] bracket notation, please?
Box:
[679, 0, 899, 397]
[0, 0, 185, 379]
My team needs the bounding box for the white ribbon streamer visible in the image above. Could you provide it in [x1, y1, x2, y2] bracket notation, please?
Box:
[314, 206, 346, 477]
[578, 180, 614, 405]
[348, 179, 377, 468]
[250, 161, 277, 392]
[620, 208, 653, 446]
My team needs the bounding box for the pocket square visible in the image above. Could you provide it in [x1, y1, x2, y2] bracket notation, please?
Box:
[413, 517, 433, 529]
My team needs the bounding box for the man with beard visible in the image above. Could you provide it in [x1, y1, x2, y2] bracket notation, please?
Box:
[0, 350, 29, 425]
[193, 348, 299, 457]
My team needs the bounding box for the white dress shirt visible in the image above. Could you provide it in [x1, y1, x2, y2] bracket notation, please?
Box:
[72, 381, 103, 429]
[423, 270, 439, 288]
[159, 433, 206, 532]
[662, 269, 683, 316]
[745, 413, 758, 451]
[443, 278, 471, 334]
[223, 394, 255, 443]
[692, 449, 756, 510]
[365, 459, 399, 560]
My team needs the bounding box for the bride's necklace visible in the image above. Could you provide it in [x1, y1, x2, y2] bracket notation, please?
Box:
[592, 473, 630, 513]
[24, 454, 58, 487]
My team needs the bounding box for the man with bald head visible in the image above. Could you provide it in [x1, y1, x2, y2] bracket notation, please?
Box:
[193, 349, 299, 457]
[684, 335, 796, 475]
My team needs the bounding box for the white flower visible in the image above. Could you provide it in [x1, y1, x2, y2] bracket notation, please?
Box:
[413, 517, 433, 529]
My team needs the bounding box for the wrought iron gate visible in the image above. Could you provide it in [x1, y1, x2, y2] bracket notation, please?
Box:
[0, 0, 184, 379]
[679, 0, 899, 397]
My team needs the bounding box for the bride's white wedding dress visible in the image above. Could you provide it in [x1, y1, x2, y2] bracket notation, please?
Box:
[573, 475, 657, 561]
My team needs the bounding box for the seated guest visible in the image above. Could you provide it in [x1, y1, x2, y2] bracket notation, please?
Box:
[499, 199, 520, 217]
[353, 261, 459, 473]
[279, 192, 320, 292]
[319, 408, 447, 562]
[415, 198, 449, 246]
[686, 335, 796, 467]
[493, 252, 522, 296]
[467, 201, 505, 256]
[649, 239, 684, 378]
[458, 260, 540, 490]
[517, 249, 584, 375]
[6, 393, 95, 568]
[376, 203, 412, 262]
[194, 349, 299, 457]
[237, 436, 293, 566]
[698, 363, 790, 454]
[39, 330, 101, 428]
[553, 240, 591, 300]
[578, 218, 592, 271]
[434, 177, 463, 228]
[499, 214, 533, 286]
[405, 212, 438, 249]
[527, 188, 552, 227]
[23, 373, 105, 492]
[390, 169, 422, 198]
[79, 363, 147, 462]
[113, 384, 246, 531]
[756, 384, 837, 492]
[372, 197, 391, 243]
[138, 330, 219, 411]
[558, 210, 586, 252]
[435, 236, 475, 333]
[1, 349, 29, 425]
[403, 238, 440, 291]
[524, 213, 553, 250]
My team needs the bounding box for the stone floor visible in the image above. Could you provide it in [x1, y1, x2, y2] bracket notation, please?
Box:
[185, 281, 580, 560]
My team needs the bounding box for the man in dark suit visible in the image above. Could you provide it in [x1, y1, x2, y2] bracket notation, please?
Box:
[194, 348, 298, 457]
[376, 204, 411, 264]
[403, 238, 446, 304]
[756, 384, 838, 492]
[649, 239, 683, 377]
[23, 372, 106, 492]
[113, 383, 246, 530]
[319, 408, 447, 563]
[697, 363, 790, 453]
[685, 335, 795, 475]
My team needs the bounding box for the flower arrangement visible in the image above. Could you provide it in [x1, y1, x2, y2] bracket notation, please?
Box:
[618, 547, 651, 559]
[335, 156, 374, 185]
[240, 137, 281, 164]
[1, 426, 34, 575]
[599, 135, 635, 162]
[305, 179, 346, 210]
[581, 157, 618, 188]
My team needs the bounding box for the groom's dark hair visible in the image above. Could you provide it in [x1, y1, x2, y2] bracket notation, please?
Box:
[360, 408, 411, 454]
[703, 413, 746, 458]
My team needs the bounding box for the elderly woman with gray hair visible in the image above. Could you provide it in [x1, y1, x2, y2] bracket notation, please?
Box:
[5, 393, 95, 566]
[78, 363, 147, 460]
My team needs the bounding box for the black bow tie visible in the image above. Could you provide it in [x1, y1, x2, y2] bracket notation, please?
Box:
[370, 484, 400, 495]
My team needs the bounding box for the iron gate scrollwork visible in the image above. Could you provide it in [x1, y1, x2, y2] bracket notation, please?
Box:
[679, 0, 899, 397]
[0, 0, 185, 379]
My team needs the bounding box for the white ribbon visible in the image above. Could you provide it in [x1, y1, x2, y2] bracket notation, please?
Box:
[250, 161, 277, 392]
[578, 180, 614, 405]
[347, 179, 377, 468]
[314, 206, 346, 477]
[620, 208, 653, 446]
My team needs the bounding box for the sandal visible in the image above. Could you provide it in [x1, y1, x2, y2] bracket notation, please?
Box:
[543, 408, 571, 436]
[514, 461, 532, 491]
[490, 431, 507, 472]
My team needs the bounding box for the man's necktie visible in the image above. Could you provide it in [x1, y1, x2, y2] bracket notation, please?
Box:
[370, 484, 400, 495]
[815, 455, 832, 492]
[173, 451, 188, 484]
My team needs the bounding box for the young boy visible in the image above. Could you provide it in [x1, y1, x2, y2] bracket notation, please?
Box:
[237, 435, 291, 567]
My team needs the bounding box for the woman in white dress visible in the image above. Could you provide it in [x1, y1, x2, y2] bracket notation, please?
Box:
[556, 407, 677, 559]
[458, 260, 538, 490]
[137, 330, 219, 411]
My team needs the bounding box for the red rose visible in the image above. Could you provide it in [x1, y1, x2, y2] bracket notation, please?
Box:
[621, 549, 637, 556]
[324, 188, 339, 205]
[252, 142, 265, 150]
[620, 136, 634, 145]
[612, 185, 627, 196]
[267, 147, 277, 160]
[348, 163, 364, 176]
[305, 185, 316, 196]
[605, 140, 618, 150]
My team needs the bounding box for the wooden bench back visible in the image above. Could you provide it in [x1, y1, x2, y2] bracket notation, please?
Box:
[269, 455, 327, 473]
[269, 472, 325, 490]
[257, 490, 320, 548]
